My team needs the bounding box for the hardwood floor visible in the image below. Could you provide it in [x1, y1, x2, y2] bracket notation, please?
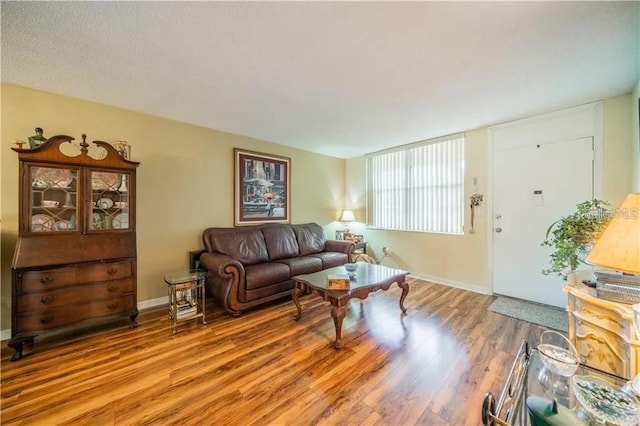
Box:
[1, 278, 547, 425]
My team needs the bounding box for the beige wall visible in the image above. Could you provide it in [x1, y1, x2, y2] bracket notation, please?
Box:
[603, 94, 635, 205]
[346, 128, 489, 292]
[632, 79, 640, 193]
[1, 86, 635, 332]
[346, 95, 635, 293]
[0, 84, 346, 331]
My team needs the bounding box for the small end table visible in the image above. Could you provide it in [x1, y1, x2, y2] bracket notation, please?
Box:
[164, 269, 208, 334]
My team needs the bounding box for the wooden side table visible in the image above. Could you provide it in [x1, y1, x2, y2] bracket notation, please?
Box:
[164, 270, 208, 334]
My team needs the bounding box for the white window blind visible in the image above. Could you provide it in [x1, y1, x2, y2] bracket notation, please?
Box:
[366, 134, 465, 234]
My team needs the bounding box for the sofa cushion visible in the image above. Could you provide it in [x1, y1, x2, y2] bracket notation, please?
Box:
[292, 223, 326, 255]
[244, 262, 291, 290]
[261, 224, 300, 261]
[275, 256, 323, 276]
[206, 227, 269, 266]
[309, 252, 349, 268]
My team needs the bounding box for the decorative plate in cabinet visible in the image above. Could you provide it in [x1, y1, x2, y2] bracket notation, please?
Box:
[92, 172, 121, 190]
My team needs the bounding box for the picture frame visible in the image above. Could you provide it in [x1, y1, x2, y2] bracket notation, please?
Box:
[188, 249, 206, 270]
[234, 148, 291, 226]
[351, 234, 364, 244]
[335, 230, 345, 240]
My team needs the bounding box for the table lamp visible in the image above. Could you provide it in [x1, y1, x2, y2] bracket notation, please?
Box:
[340, 209, 356, 233]
[585, 193, 640, 275]
[585, 192, 640, 297]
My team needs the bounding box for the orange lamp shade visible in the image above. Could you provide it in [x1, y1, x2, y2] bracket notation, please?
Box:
[586, 193, 640, 275]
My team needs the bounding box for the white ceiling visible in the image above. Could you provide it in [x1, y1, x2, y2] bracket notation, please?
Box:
[2, 1, 638, 159]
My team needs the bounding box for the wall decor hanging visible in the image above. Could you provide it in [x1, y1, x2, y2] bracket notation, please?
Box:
[234, 148, 290, 226]
[469, 193, 484, 234]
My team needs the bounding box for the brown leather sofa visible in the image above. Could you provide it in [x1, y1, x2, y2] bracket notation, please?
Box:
[200, 223, 354, 316]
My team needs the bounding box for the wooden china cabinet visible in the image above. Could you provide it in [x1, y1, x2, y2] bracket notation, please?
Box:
[9, 134, 140, 361]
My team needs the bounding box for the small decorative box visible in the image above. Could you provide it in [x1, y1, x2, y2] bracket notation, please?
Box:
[326, 274, 350, 290]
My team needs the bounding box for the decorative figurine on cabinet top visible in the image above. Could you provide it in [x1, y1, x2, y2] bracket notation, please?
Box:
[114, 140, 130, 160]
[28, 127, 47, 149]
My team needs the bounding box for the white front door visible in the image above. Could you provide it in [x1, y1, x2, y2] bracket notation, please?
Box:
[492, 137, 594, 307]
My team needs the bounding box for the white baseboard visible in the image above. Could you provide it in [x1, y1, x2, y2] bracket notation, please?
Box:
[138, 296, 169, 310]
[0, 296, 170, 342]
[410, 272, 491, 295]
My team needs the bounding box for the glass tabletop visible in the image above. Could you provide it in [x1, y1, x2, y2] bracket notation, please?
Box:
[292, 263, 409, 292]
[519, 349, 632, 425]
[164, 269, 209, 285]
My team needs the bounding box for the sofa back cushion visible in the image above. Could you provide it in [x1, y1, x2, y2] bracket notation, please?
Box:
[202, 227, 268, 265]
[292, 223, 326, 255]
[261, 224, 300, 261]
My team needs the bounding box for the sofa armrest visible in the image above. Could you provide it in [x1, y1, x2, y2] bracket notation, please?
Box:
[325, 239, 355, 255]
[200, 252, 245, 316]
[200, 252, 243, 277]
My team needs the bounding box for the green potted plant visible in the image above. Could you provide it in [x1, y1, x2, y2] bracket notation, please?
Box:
[541, 199, 611, 278]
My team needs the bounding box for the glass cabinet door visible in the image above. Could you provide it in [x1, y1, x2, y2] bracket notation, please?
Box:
[30, 166, 79, 233]
[90, 170, 130, 231]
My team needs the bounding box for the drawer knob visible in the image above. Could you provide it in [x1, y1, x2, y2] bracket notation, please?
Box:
[40, 276, 54, 285]
[107, 303, 118, 310]
[40, 295, 55, 304]
[107, 285, 118, 293]
[107, 268, 117, 275]
[40, 315, 53, 324]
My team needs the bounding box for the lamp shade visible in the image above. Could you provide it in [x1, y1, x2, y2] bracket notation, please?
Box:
[340, 210, 356, 222]
[586, 193, 640, 274]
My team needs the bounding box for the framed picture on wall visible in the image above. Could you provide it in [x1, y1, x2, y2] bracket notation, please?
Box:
[234, 148, 291, 226]
[335, 230, 345, 240]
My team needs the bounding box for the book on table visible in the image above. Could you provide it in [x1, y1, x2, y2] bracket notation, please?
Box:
[171, 301, 198, 319]
[174, 281, 196, 290]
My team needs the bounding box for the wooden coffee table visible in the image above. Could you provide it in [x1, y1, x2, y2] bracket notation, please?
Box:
[292, 263, 410, 349]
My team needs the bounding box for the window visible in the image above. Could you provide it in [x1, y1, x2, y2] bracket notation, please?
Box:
[366, 134, 465, 234]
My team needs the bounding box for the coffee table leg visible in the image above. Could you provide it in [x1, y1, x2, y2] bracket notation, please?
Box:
[292, 284, 304, 320]
[398, 280, 409, 314]
[331, 305, 347, 349]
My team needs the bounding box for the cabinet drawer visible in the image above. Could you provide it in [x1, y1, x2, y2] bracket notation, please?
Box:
[575, 318, 629, 379]
[20, 260, 133, 292]
[15, 295, 135, 334]
[574, 297, 630, 338]
[16, 278, 134, 313]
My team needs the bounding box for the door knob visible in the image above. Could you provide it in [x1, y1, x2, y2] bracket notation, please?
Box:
[495, 227, 502, 233]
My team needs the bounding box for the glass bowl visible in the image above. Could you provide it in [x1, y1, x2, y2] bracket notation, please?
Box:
[538, 330, 579, 377]
[572, 375, 640, 425]
[344, 263, 358, 273]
